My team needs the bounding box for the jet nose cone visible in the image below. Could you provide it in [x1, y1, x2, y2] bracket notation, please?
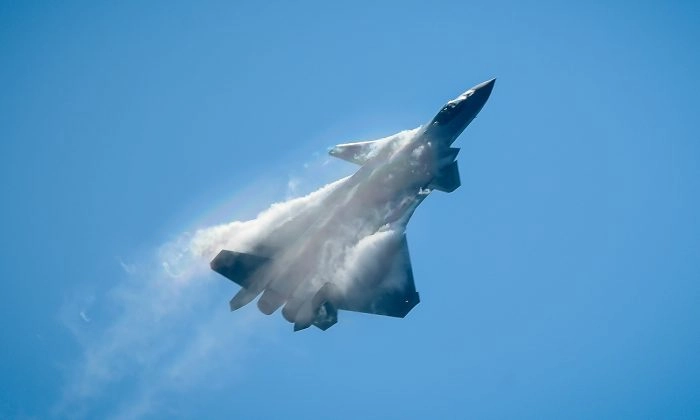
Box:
[474, 78, 496, 93]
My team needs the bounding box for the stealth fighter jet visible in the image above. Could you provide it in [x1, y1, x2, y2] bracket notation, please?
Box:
[211, 78, 496, 331]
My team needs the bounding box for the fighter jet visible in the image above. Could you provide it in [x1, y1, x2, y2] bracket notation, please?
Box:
[210, 78, 496, 331]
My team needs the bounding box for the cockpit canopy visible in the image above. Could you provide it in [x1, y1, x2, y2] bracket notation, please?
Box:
[434, 89, 475, 125]
[446, 89, 475, 106]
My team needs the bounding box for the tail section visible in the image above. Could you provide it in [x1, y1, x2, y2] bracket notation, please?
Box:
[210, 250, 271, 311]
[210, 250, 269, 288]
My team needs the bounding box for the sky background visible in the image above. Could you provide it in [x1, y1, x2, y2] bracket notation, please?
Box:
[1, 1, 699, 418]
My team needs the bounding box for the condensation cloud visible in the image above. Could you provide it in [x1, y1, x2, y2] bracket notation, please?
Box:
[58, 127, 424, 416]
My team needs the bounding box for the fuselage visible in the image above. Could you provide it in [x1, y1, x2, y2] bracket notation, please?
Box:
[224, 79, 497, 328]
[341, 77, 497, 223]
[257, 79, 496, 313]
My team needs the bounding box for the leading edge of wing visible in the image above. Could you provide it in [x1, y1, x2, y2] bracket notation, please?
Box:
[328, 128, 420, 166]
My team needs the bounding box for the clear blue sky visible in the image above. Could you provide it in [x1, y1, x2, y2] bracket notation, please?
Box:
[1, 1, 699, 418]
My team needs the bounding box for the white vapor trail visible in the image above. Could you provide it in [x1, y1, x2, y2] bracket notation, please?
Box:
[56, 179, 346, 417]
[57, 127, 422, 417]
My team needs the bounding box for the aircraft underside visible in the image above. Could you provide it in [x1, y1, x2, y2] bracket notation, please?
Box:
[210, 78, 495, 330]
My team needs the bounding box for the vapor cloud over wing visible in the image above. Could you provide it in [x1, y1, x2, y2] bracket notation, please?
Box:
[57, 178, 344, 417]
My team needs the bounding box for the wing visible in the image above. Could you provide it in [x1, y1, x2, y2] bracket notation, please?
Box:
[338, 235, 420, 318]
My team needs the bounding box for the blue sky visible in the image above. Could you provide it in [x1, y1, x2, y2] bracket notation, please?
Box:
[1, 1, 699, 418]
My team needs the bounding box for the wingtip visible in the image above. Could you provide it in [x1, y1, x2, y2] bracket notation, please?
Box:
[293, 322, 311, 332]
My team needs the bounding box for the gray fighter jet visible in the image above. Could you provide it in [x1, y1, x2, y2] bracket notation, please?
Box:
[211, 78, 496, 331]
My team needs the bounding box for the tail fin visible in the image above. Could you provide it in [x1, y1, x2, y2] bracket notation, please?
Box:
[210, 250, 269, 288]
